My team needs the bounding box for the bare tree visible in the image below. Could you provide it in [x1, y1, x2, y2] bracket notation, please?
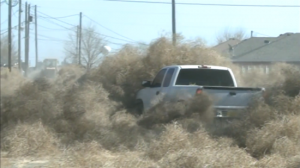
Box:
[1, 34, 18, 66]
[64, 26, 107, 70]
[215, 27, 249, 44]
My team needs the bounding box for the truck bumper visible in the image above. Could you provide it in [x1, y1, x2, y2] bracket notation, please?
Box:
[214, 106, 248, 118]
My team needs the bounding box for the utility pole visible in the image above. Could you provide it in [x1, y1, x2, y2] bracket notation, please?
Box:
[18, 0, 22, 71]
[24, 2, 27, 76]
[8, 0, 12, 72]
[25, 3, 31, 77]
[27, 4, 31, 68]
[172, 0, 176, 46]
[76, 25, 79, 63]
[0, 1, 2, 61]
[34, 5, 38, 69]
[78, 12, 82, 65]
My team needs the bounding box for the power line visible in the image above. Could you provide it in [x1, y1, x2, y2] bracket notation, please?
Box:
[38, 24, 73, 31]
[69, 28, 134, 46]
[104, 0, 300, 7]
[83, 14, 139, 43]
[28, 11, 143, 47]
[30, 32, 67, 41]
[39, 17, 75, 31]
[38, 13, 78, 19]
[253, 31, 272, 37]
[93, 30, 138, 43]
[12, 9, 20, 19]
[1, 21, 25, 33]
[108, 42, 127, 46]
[35, 24, 129, 46]
[1, 31, 8, 35]
[82, 28, 146, 46]
[1, 9, 19, 24]
[37, 11, 76, 27]
[38, 38, 69, 42]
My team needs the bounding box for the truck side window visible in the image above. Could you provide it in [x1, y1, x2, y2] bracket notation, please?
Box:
[163, 68, 175, 87]
[152, 69, 167, 87]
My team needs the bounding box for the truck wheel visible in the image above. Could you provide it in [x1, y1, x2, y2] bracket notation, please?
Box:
[135, 100, 144, 115]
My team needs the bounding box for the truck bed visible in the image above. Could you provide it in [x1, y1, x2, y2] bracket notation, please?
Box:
[165, 85, 264, 117]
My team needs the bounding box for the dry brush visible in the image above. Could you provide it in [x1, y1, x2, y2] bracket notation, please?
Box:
[1, 36, 300, 168]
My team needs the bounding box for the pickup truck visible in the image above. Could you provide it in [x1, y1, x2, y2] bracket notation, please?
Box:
[135, 65, 266, 118]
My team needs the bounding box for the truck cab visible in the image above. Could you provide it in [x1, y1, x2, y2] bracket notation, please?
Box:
[41, 58, 59, 78]
[135, 65, 265, 118]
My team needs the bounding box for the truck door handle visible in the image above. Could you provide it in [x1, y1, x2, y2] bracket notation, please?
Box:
[156, 91, 160, 95]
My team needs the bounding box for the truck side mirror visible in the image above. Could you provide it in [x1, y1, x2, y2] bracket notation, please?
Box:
[142, 80, 151, 87]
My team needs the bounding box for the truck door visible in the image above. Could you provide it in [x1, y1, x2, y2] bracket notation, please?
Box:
[160, 68, 176, 101]
[145, 68, 167, 108]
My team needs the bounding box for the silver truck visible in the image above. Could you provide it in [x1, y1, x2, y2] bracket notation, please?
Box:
[135, 65, 265, 118]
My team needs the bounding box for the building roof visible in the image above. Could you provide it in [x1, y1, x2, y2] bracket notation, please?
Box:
[212, 38, 241, 57]
[231, 33, 300, 63]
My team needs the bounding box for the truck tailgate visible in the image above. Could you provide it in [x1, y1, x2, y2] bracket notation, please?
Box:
[202, 86, 264, 107]
[167, 86, 264, 108]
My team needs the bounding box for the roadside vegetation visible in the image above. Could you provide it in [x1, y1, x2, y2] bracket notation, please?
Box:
[1, 36, 300, 168]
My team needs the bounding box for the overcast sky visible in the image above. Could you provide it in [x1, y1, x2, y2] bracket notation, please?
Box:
[1, 0, 300, 66]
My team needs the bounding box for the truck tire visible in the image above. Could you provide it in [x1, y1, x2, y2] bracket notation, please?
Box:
[135, 100, 144, 115]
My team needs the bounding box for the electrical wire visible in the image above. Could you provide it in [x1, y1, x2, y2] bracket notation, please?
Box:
[1, 9, 19, 24]
[102, 39, 127, 46]
[37, 11, 76, 27]
[1, 31, 8, 35]
[104, 0, 300, 7]
[39, 17, 76, 31]
[12, 9, 20, 19]
[69, 26, 135, 46]
[38, 14, 78, 19]
[6, 8, 143, 48]
[33, 13, 129, 46]
[38, 38, 69, 42]
[0, 21, 25, 34]
[253, 31, 272, 37]
[30, 32, 68, 41]
[83, 14, 140, 44]
[83, 28, 146, 46]
[93, 30, 138, 43]
[38, 24, 74, 31]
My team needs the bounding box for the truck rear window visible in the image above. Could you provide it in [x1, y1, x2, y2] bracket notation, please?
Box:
[175, 69, 235, 87]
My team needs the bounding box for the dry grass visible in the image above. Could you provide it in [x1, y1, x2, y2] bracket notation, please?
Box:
[241, 63, 300, 98]
[246, 114, 300, 159]
[0, 67, 27, 97]
[63, 141, 156, 168]
[0, 78, 61, 127]
[89, 37, 242, 108]
[146, 124, 259, 168]
[1, 36, 300, 167]
[1, 121, 59, 157]
[0, 157, 12, 167]
[138, 93, 214, 129]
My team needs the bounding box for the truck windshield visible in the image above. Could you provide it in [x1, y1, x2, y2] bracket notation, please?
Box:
[175, 69, 235, 87]
[43, 60, 56, 68]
